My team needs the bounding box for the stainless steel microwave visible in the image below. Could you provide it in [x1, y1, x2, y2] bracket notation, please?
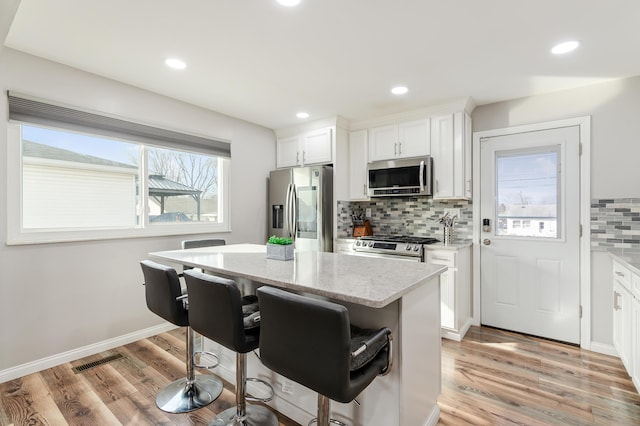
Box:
[367, 156, 433, 197]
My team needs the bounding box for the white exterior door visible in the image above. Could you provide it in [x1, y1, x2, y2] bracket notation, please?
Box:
[480, 126, 581, 344]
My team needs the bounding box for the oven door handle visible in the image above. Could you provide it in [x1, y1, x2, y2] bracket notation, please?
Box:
[419, 160, 425, 192]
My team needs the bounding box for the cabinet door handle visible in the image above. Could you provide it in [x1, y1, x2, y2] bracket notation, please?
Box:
[613, 291, 621, 310]
[303, 150, 306, 163]
[296, 151, 299, 164]
[615, 271, 625, 277]
[398, 142, 402, 155]
[363, 184, 367, 196]
[394, 143, 397, 155]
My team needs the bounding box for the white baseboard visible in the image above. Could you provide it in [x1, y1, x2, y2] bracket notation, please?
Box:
[0, 323, 176, 384]
[424, 404, 441, 426]
[588, 341, 618, 357]
[442, 318, 473, 342]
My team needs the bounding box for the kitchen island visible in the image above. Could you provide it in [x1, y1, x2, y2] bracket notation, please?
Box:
[149, 244, 446, 426]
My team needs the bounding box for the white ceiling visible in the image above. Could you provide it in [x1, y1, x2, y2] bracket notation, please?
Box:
[4, 0, 640, 130]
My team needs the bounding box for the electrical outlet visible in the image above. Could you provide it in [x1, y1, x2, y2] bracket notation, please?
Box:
[281, 379, 294, 395]
[365, 208, 372, 218]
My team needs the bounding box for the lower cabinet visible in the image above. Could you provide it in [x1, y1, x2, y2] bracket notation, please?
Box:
[612, 258, 640, 392]
[426, 245, 471, 341]
[633, 297, 640, 391]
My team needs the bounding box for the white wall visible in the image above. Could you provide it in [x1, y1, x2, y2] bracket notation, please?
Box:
[472, 75, 640, 347]
[0, 48, 276, 376]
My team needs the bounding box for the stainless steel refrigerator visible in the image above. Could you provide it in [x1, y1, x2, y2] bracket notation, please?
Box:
[268, 165, 333, 252]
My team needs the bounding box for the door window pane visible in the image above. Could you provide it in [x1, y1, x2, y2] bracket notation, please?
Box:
[495, 148, 559, 238]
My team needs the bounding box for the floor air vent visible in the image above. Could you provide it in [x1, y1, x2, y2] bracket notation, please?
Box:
[72, 353, 125, 373]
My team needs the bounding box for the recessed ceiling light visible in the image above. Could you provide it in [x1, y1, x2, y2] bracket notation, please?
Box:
[165, 58, 186, 69]
[277, 0, 301, 6]
[391, 86, 408, 95]
[551, 40, 580, 55]
[296, 112, 309, 119]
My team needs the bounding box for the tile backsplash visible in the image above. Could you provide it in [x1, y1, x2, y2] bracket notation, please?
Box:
[591, 198, 640, 254]
[337, 198, 472, 240]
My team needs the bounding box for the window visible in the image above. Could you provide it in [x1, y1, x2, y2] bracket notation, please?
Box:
[494, 147, 560, 239]
[7, 93, 230, 244]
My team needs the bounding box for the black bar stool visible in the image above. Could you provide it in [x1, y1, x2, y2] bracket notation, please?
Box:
[184, 269, 278, 426]
[140, 260, 224, 413]
[180, 238, 226, 369]
[257, 286, 393, 426]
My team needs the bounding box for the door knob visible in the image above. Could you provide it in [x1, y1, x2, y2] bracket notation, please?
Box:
[483, 239, 491, 246]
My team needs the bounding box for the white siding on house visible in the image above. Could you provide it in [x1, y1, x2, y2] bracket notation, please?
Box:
[23, 161, 137, 229]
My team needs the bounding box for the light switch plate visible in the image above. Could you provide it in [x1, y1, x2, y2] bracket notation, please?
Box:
[365, 208, 372, 217]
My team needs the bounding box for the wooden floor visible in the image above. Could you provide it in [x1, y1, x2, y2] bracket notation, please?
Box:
[438, 326, 640, 425]
[1, 326, 638, 425]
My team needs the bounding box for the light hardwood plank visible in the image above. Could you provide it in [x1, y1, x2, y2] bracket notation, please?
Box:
[1, 326, 638, 425]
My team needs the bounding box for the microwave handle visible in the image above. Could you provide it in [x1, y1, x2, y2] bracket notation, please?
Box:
[419, 160, 425, 192]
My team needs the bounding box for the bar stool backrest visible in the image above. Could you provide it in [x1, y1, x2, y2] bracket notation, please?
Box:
[258, 286, 358, 402]
[184, 269, 259, 354]
[140, 260, 189, 327]
[181, 239, 226, 249]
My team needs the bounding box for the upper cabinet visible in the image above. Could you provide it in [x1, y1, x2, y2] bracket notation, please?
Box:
[430, 111, 472, 200]
[276, 127, 333, 168]
[368, 119, 430, 162]
[348, 129, 369, 201]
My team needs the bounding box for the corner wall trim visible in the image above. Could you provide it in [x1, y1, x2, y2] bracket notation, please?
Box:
[0, 323, 176, 384]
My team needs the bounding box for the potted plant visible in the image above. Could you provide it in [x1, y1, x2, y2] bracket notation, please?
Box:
[266, 236, 294, 261]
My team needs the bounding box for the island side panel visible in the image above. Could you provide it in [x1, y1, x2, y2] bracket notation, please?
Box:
[400, 275, 441, 426]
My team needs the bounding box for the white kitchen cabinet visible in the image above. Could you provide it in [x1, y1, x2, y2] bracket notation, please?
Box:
[276, 127, 333, 168]
[430, 111, 472, 200]
[368, 119, 430, 162]
[276, 135, 301, 168]
[348, 129, 369, 200]
[426, 245, 471, 341]
[633, 296, 640, 391]
[612, 259, 639, 387]
[613, 278, 633, 373]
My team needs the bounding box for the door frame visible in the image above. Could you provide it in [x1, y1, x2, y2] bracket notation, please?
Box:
[472, 116, 591, 349]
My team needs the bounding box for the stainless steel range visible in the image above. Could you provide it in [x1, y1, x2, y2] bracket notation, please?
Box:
[352, 235, 440, 262]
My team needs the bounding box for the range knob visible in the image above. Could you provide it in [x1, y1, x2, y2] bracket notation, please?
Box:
[405, 244, 412, 251]
[413, 245, 420, 251]
[355, 241, 361, 246]
[368, 242, 374, 247]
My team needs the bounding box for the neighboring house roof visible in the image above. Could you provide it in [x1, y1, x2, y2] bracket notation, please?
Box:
[23, 140, 201, 195]
[23, 140, 136, 169]
[500, 204, 556, 218]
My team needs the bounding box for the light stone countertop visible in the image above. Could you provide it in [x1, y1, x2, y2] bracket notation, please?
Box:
[608, 249, 640, 275]
[149, 243, 446, 308]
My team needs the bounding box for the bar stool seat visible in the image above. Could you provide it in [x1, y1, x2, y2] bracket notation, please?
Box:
[184, 269, 278, 426]
[140, 260, 224, 413]
[257, 286, 392, 426]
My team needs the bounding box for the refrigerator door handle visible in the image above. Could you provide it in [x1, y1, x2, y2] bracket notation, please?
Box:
[284, 183, 292, 238]
[290, 183, 297, 240]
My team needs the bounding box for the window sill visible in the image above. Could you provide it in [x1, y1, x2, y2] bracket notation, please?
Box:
[6, 223, 231, 246]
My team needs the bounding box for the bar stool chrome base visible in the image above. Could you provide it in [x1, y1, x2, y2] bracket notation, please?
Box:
[210, 352, 278, 426]
[210, 404, 278, 426]
[307, 395, 348, 426]
[156, 375, 224, 413]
